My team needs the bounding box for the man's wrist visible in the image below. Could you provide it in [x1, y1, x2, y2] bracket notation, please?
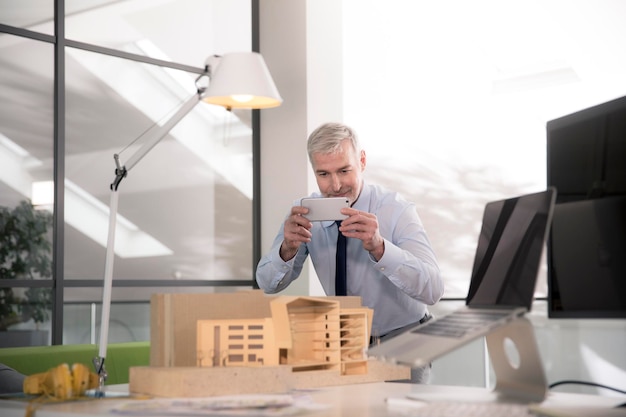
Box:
[369, 240, 385, 261]
[279, 242, 298, 262]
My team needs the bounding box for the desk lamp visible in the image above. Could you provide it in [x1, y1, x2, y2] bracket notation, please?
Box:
[93, 52, 282, 392]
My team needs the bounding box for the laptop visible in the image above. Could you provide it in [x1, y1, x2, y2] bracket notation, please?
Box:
[368, 188, 557, 369]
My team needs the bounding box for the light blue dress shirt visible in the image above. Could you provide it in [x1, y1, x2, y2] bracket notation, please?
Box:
[256, 182, 444, 336]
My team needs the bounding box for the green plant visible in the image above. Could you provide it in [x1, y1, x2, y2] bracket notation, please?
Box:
[0, 200, 53, 331]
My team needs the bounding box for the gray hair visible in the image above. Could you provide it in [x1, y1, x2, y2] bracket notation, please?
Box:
[306, 122, 361, 164]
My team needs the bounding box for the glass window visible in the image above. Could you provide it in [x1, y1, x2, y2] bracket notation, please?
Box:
[65, 0, 252, 68]
[63, 300, 149, 345]
[0, 35, 54, 209]
[0, 34, 54, 341]
[63, 286, 252, 344]
[63, 48, 254, 281]
[2, 1, 257, 346]
[0, 1, 54, 35]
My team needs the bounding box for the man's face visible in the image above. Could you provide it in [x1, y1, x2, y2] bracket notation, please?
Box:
[310, 139, 366, 205]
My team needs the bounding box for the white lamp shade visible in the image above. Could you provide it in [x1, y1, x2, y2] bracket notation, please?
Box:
[203, 52, 282, 109]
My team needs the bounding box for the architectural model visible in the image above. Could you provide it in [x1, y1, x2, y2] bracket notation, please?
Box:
[196, 296, 372, 376]
[128, 291, 409, 397]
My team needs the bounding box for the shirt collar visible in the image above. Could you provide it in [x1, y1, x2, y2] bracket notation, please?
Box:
[351, 181, 371, 212]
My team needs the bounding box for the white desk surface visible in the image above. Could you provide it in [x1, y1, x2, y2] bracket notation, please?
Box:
[1, 382, 624, 417]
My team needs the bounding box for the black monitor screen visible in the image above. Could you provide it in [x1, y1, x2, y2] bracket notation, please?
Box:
[547, 95, 626, 318]
[548, 196, 626, 318]
[547, 95, 626, 202]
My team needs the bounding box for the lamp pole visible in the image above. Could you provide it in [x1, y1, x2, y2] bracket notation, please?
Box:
[93, 73, 209, 392]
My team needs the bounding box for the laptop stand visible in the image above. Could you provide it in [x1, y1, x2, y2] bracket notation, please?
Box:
[485, 317, 548, 402]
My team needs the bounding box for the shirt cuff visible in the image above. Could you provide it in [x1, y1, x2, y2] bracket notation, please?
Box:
[369, 238, 399, 273]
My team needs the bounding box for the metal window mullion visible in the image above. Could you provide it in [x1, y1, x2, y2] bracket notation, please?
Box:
[52, 0, 66, 346]
[251, 0, 261, 289]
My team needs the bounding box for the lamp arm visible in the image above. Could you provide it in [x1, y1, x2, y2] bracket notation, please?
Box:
[123, 90, 205, 173]
[93, 82, 207, 393]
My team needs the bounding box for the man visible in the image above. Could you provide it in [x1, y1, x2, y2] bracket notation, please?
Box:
[256, 122, 444, 382]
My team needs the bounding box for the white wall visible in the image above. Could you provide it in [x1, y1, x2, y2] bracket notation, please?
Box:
[258, 0, 309, 296]
[259, 0, 344, 296]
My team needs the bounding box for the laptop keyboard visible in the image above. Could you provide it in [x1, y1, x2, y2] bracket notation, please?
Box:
[410, 310, 511, 338]
[388, 400, 530, 417]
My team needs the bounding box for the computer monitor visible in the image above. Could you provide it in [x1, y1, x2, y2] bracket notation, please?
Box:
[548, 196, 626, 318]
[547, 95, 626, 202]
[546, 95, 626, 318]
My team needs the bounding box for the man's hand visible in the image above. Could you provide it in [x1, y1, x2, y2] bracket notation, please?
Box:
[279, 206, 312, 261]
[339, 208, 385, 261]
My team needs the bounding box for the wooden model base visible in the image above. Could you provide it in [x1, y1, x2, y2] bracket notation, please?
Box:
[136, 291, 410, 398]
[129, 360, 410, 398]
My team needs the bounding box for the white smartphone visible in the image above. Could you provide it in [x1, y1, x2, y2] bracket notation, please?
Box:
[300, 197, 350, 221]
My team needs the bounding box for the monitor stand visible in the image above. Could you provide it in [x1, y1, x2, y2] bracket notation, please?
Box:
[485, 317, 547, 403]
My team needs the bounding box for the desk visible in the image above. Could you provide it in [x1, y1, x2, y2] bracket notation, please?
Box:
[1, 382, 624, 417]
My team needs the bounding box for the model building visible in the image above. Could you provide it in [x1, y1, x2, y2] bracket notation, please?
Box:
[196, 296, 372, 376]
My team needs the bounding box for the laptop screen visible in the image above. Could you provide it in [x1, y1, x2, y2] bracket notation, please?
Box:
[466, 189, 556, 310]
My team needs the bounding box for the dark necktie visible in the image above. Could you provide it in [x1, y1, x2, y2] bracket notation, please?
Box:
[335, 220, 347, 296]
